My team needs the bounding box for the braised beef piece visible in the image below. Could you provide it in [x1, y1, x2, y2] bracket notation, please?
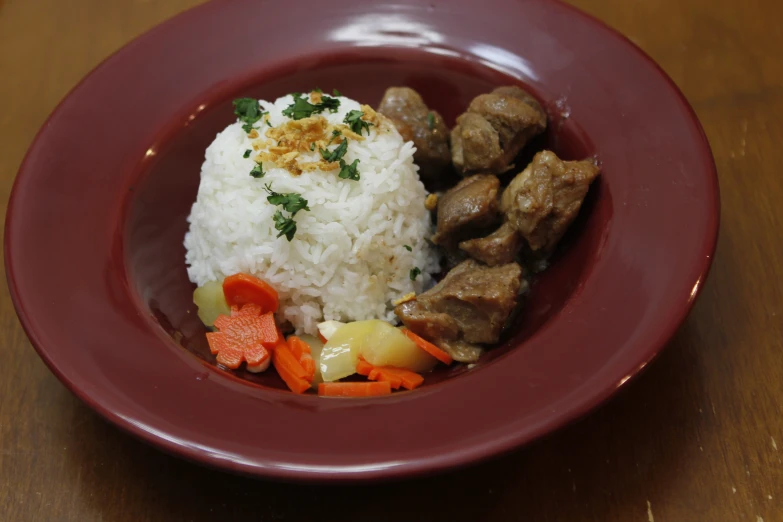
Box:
[432, 174, 501, 247]
[377, 87, 452, 186]
[395, 260, 523, 362]
[500, 150, 600, 253]
[458, 222, 521, 266]
[451, 85, 547, 176]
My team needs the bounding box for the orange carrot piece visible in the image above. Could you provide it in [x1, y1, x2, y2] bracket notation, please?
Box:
[287, 336, 311, 358]
[357, 359, 424, 390]
[257, 312, 280, 350]
[287, 336, 315, 382]
[222, 273, 279, 313]
[318, 381, 392, 397]
[379, 367, 424, 390]
[273, 345, 309, 380]
[401, 328, 453, 365]
[318, 332, 328, 344]
[355, 359, 374, 376]
[273, 347, 310, 394]
[208, 304, 273, 370]
[368, 368, 403, 389]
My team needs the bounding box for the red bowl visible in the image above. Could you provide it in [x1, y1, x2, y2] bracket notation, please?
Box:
[5, 0, 718, 481]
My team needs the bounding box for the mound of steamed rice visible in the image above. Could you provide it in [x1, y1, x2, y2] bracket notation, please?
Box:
[184, 94, 439, 335]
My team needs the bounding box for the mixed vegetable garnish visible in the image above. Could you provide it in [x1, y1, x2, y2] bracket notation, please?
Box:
[195, 273, 452, 397]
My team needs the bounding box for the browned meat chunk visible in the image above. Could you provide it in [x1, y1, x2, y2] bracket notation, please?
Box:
[393, 300, 461, 342]
[395, 260, 523, 362]
[377, 87, 452, 185]
[459, 222, 521, 266]
[432, 174, 501, 247]
[451, 85, 547, 175]
[500, 150, 600, 253]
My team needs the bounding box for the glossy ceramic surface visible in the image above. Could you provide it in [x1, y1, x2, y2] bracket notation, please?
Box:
[5, 0, 718, 481]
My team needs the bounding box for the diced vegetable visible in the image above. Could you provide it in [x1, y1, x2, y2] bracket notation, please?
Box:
[287, 336, 316, 382]
[222, 273, 279, 312]
[318, 381, 392, 397]
[356, 359, 424, 390]
[400, 328, 453, 365]
[206, 304, 274, 369]
[273, 341, 311, 394]
[362, 322, 437, 372]
[320, 320, 438, 381]
[193, 280, 231, 327]
[319, 320, 378, 382]
[317, 320, 346, 342]
[298, 334, 325, 388]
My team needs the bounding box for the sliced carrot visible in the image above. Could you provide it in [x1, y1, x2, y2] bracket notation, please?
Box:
[356, 358, 424, 390]
[355, 358, 374, 376]
[273, 345, 308, 380]
[318, 381, 392, 397]
[368, 368, 403, 389]
[318, 332, 328, 344]
[401, 328, 453, 365]
[287, 336, 315, 382]
[256, 312, 281, 350]
[208, 304, 272, 370]
[222, 273, 279, 313]
[380, 367, 424, 390]
[273, 346, 310, 394]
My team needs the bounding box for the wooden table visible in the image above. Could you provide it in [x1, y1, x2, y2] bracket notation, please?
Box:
[1, 0, 781, 520]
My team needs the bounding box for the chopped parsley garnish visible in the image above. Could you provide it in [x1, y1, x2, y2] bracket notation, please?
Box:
[250, 163, 264, 178]
[338, 158, 360, 181]
[344, 110, 372, 136]
[410, 267, 421, 281]
[272, 210, 297, 241]
[266, 119, 273, 127]
[310, 142, 316, 151]
[333, 88, 342, 97]
[327, 129, 341, 145]
[319, 139, 348, 162]
[281, 93, 341, 120]
[403, 245, 412, 252]
[264, 184, 310, 214]
[243, 149, 252, 158]
[233, 98, 263, 132]
[264, 184, 310, 241]
[427, 112, 435, 130]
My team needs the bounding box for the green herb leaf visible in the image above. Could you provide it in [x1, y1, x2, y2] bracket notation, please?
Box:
[242, 122, 255, 133]
[410, 267, 421, 281]
[264, 185, 310, 215]
[281, 93, 341, 120]
[313, 87, 322, 93]
[319, 139, 348, 163]
[319, 95, 340, 113]
[250, 163, 264, 178]
[427, 112, 435, 130]
[310, 142, 315, 151]
[243, 149, 252, 158]
[333, 88, 342, 97]
[343, 110, 372, 136]
[404, 245, 412, 252]
[233, 98, 262, 125]
[338, 158, 360, 181]
[272, 210, 297, 241]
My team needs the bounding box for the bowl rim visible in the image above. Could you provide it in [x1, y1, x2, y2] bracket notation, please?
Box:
[5, 0, 719, 482]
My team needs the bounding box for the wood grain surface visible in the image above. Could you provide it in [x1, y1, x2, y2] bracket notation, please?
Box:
[1, 0, 781, 520]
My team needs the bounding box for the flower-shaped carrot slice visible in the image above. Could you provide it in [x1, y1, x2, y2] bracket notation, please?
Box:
[207, 304, 280, 370]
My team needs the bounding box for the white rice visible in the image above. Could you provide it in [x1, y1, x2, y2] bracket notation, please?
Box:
[184, 94, 439, 335]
